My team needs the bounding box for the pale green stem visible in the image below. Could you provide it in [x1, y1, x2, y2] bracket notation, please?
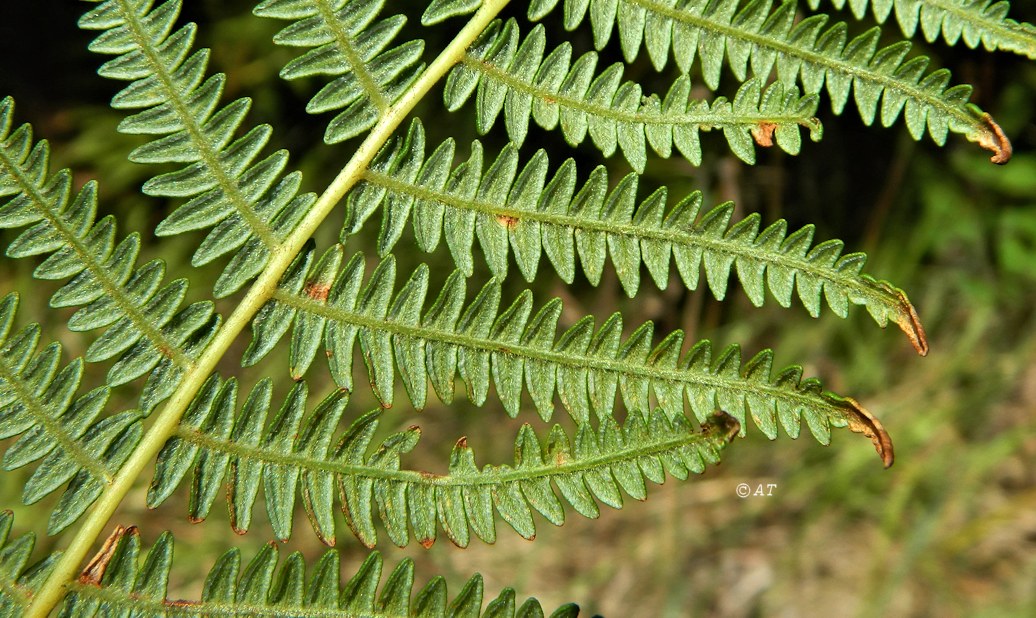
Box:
[23, 2, 511, 615]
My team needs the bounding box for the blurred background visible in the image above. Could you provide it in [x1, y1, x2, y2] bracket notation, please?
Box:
[1, 1, 1035, 616]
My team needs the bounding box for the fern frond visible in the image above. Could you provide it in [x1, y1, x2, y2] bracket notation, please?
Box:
[342, 119, 927, 352]
[0, 516, 581, 617]
[0, 293, 147, 535]
[808, 0, 1036, 58]
[525, 0, 1012, 162]
[0, 511, 57, 614]
[148, 372, 740, 547]
[254, 0, 427, 144]
[0, 98, 218, 405]
[243, 246, 894, 468]
[445, 19, 821, 171]
[79, 0, 317, 297]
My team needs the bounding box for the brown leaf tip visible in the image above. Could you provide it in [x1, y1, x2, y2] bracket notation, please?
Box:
[895, 290, 929, 356]
[751, 122, 777, 148]
[79, 525, 137, 586]
[978, 113, 1012, 165]
[419, 537, 436, 549]
[843, 398, 895, 469]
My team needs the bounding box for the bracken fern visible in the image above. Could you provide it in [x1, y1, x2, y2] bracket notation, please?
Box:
[0, 0, 1029, 615]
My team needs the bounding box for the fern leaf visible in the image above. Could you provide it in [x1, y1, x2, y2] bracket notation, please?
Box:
[425, 0, 485, 25]
[79, 0, 317, 297]
[149, 371, 741, 546]
[341, 119, 927, 352]
[809, 0, 1036, 58]
[0, 515, 580, 617]
[243, 246, 894, 469]
[0, 511, 58, 614]
[445, 19, 822, 171]
[526, 0, 1012, 162]
[254, 0, 427, 143]
[0, 293, 149, 535]
[0, 98, 219, 405]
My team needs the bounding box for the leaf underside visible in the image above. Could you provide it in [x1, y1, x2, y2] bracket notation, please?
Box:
[80, 0, 317, 298]
[0, 293, 145, 536]
[519, 0, 1012, 162]
[148, 374, 742, 547]
[242, 245, 894, 470]
[343, 118, 927, 354]
[446, 19, 822, 171]
[810, 0, 1036, 59]
[0, 511, 581, 617]
[254, 0, 428, 144]
[0, 97, 218, 409]
[0, 0, 963, 612]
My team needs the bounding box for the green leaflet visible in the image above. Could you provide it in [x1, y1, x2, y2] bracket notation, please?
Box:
[0, 512, 58, 614]
[255, 0, 427, 143]
[243, 247, 894, 468]
[148, 373, 741, 547]
[0, 97, 219, 404]
[0, 513, 579, 618]
[80, 0, 317, 297]
[446, 19, 821, 171]
[809, 0, 1036, 58]
[425, 0, 485, 25]
[0, 293, 146, 535]
[342, 119, 927, 353]
[525, 0, 1013, 162]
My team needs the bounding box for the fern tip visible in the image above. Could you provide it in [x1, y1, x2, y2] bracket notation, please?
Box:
[897, 298, 929, 357]
[976, 112, 1012, 164]
[842, 398, 895, 469]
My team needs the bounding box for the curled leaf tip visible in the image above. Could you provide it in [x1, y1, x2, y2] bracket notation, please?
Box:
[895, 291, 929, 356]
[804, 117, 823, 141]
[874, 281, 929, 355]
[843, 398, 894, 468]
[79, 525, 134, 585]
[978, 112, 1012, 165]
